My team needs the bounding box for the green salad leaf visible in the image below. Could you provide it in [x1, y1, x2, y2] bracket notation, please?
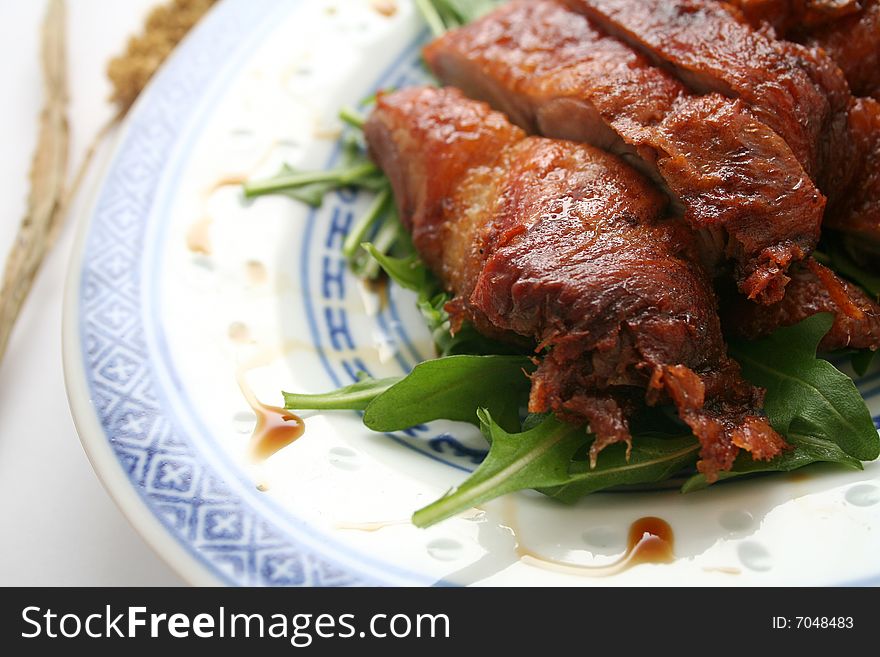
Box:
[284, 355, 533, 433]
[852, 350, 878, 377]
[412, 411, 586, 527]
[541, 435, 699, 504]
[243, 160, 384, 203]
[827, 240, 880, 299]
[681, 434, 862, 493]
[729, 313, 879, 462]
[415, 0, 504, 36]
[362, 355, 533, 433]
[413, 413, 701, 527]
[361, 243, 429, 292]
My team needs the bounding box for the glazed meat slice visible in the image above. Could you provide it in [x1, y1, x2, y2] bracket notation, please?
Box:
[726, 0, 864, 32]
[723, 260, 880, 351]
[424, 0, 824, 304]
[805, 0, 880, 100]
[731, 0, 880, 101]
[563, 0, 855, 195]
[825, 98, 880, 249]
[365, 86, 786, 479]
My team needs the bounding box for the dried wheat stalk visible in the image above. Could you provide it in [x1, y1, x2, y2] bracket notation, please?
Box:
[0, 0, 217, 367]
[0, 0, 69, 362]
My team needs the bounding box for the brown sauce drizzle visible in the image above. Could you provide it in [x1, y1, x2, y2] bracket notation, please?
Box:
[185, 143, 277, 256]
[516, 516, 675, 577]
[248, 404, 305, 463]
[235, 344, 306, 464]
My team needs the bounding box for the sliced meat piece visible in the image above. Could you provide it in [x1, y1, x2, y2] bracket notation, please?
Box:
[731, 0, 880, 102]
[723, 260, 880, 351]
[423, 0, 823, 303]
[726, 0, 864, 32]
[805, 0, 880, 100]
[365, 86, 786, 479]
[563, 0, 856, 196]
[825, 97, 880, 249]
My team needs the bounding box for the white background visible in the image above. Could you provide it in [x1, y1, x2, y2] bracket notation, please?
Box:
[0, 0, 184, 585]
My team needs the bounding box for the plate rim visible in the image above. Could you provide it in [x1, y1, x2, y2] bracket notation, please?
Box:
[61, 0, 391, 587]
[61, 0, 266, 587]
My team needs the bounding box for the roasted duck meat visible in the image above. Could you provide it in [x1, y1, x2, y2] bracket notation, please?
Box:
[825, 98, 880, 249]
[365, 86, 786, 479]
[729, 0, 879, 100]
[423, 0, 824, 304]
[725, 0, 865, 32]
[805, 0, 880, 101]
[723, 259, 880, 351]
[562, 0, 856, 197]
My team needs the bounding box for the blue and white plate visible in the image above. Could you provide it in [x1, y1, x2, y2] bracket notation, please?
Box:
[63, 0, 880, 586]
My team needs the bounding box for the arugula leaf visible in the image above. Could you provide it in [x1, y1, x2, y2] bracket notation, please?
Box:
[827, 240, 880, 298]
[852, 350, 878, 377]
[350, 206, 408, 281]
[681, 434, 862, 493]
[729, 314, 879, 461]
[283, 375, 400, 412]
[540, 435, 700, 504]
[415, 0, 503, 36]
[361, 243, 429, 292]
[413, 290, 527, 357]
[412, 411, 586, 527]
[243, 161, 381, 200]
[338, 106, 366, 129]
[342, 187, 392, 260]
[246, 164, 340, 207]
[242, 133, 385, 205]
[361, 239, 527, 357]
[362, 355, 533, 433]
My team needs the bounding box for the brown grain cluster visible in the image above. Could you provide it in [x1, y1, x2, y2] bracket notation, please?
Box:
[107, 0, 217, 112]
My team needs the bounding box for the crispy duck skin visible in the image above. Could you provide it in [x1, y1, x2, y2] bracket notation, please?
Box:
[723, 260, 880, 350]
[423, 0, 824, 304]
[562, 0, 856, 197]
[364, 86, 786, 479]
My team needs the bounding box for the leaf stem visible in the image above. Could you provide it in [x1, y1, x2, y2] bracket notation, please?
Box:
[283, 377, 399, 411]
[339, 106, 366, 129]
[414, 0, 448, 37]
[243, 161, 378, 198]
[342, 187, 391, 260]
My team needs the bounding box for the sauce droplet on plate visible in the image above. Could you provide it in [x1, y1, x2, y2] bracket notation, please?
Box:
[248, 404, 305, 463]
[236, 345, 305, 463]
[205, 174, 247, 195]
[228, 321, 252, 344]
[186, 216, 213, 255]
[371, 0, 398, 17]
[245, 260, 269, 286]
